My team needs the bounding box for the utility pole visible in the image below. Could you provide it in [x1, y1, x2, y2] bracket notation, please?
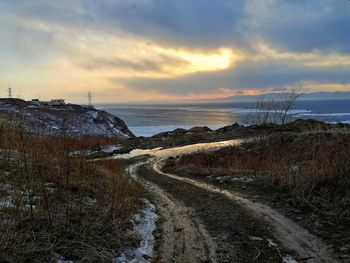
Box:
[8, 85, 12, 98]
[87, 91, 93, 107]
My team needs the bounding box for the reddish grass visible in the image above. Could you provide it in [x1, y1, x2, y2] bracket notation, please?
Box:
[0, 121, 143, 262]
[177, 132, 350, 218]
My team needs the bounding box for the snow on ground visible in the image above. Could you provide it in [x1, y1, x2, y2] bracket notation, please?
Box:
[0, 196, 14, 208]
[267, 239, 278, 248]
[68, 150, 93, 157]
[213, 175, 255, 184]
[54, 200, 157, 263]
[115, 200, 158, 263]
[0, 100, 133, 139]
[248, 236, 263, 241]
[283, 256, 298, 263]
[69, 145, 122, 157]
[101, 145, 122, 154]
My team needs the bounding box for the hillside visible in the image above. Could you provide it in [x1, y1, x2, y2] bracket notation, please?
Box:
[0, 99, 134, 139]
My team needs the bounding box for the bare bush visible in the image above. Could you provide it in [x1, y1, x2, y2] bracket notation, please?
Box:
[274, 83, 305, 127]
[256, 96, 276, 125]
[255, 83, 305, 144]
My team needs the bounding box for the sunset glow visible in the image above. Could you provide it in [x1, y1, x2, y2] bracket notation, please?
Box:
[0, 1, 349, 103]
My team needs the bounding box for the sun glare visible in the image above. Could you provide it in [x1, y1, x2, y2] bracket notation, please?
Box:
[159, 47, 240, 77]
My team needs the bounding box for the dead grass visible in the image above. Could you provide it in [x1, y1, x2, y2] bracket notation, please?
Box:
[176, 132, 350, 220]
[0, 121, 143, 262]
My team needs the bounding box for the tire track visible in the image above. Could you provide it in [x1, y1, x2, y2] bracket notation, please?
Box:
[152, 159, 339, 263]
[126, 160, 216, 263]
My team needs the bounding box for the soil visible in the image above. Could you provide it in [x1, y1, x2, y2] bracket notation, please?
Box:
[116, 120, 350, 263]
[139, 163, 291, 263]
[163, 158, 350, 262]
[125, 159, 216, 263]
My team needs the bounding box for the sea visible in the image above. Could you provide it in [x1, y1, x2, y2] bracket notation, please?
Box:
[97, 99, 350, 137]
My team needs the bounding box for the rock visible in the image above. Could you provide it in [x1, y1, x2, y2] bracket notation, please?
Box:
[216, 123, 241, 132]
[0, 98, 134, 139]
[188, 126, 212, 133]
[172, 128, 188, 134]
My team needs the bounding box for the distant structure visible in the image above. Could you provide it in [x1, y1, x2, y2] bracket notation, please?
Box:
[87, 91, 93, 107]
[28, 98, 66, 106]
[31, 99, 41, 105]
[8, 85, 12, 98]
[49, 99, 65, 106]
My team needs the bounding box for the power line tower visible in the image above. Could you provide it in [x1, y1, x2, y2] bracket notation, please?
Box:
[8, 85, 12, 98]
[87, 91, 93, 107]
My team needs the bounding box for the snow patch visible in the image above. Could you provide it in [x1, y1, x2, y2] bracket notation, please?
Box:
[68, 150, 93, 157]
[248, 236, 264, 241]
[283, 256, 298, 263]
[0, 196, 14, 208]
[101, 145, 122, 154]
[267, 239, 277, 248]
[83, 197, 97, 206]
[56, 260, 74, 263]
[214, 175, 255, 184]
[115, 200, 158, 263]
[89, 111, 99, 119]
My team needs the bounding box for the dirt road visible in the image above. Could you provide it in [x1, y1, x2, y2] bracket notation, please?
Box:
[120, 140, 339, 263]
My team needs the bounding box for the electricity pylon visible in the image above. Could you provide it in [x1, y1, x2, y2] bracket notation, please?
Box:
[8, 85, 12, 98]
[87, 91, 93, 107]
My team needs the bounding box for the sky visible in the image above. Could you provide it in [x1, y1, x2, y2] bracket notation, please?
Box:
[1, 0, 350, 103]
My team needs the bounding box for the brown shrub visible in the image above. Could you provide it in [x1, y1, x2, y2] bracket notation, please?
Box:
[0, 121, 143, 262]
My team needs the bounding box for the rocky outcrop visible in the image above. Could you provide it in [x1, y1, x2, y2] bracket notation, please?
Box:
[0, 99, 134, 139]
[188, 126, 212, 133]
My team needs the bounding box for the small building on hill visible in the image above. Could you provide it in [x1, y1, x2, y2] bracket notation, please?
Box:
[49, 99, 65, 106]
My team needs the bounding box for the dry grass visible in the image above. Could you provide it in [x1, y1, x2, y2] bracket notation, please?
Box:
[0, 121, 143, 262]
[176, 132, 350, 219]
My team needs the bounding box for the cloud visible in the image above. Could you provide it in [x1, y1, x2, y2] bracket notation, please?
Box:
[66, 35, 242, 79]
[1, 0, 350, 103]
[3, 0, 350, 53]
[114, 58, 350, 95]
[240, 0, 350, 53]
[79, 0, 350, 54]
[82, 0, 246, 48]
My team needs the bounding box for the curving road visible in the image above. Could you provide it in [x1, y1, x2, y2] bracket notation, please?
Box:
[118, 140, 339, 263]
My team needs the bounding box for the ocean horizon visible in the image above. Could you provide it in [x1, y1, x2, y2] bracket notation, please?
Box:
[98, 99, 350, 137]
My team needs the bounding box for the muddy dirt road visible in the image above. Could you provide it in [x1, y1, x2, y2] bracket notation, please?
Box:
[119, 140, 339, 263]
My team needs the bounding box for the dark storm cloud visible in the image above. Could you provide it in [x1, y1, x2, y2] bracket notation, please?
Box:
[81, 0, 350, 53]
[2, 0, 350, 53]
[241, 0, 350, 53]
[82, 0, 247, 48]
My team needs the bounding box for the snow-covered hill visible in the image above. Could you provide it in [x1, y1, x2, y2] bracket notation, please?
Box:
[0, 99, 134, 139]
